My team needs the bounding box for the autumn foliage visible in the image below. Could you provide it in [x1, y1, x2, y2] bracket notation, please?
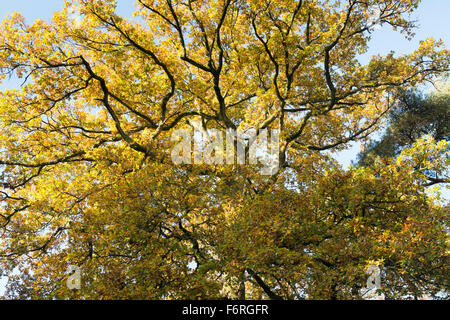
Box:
[0, 0, 448, 299]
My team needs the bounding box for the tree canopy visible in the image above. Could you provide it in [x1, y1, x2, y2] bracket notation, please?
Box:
[357, 83, 449, 167]
[0, 0, 448, 299]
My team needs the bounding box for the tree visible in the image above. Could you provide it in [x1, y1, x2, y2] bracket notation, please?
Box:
[0, 0, 448, 299]
[357, 83, 450, 167]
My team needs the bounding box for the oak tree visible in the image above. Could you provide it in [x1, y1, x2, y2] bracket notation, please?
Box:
[0, 0, 448, 299]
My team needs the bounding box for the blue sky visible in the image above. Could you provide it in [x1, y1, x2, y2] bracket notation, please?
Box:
[0, 0, 449, 295]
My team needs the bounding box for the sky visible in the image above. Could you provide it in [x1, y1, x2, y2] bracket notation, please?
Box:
[0, 0, 449, 296]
